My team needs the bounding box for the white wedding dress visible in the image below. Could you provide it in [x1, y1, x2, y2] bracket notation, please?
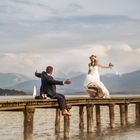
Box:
[84, 65, 110, 98]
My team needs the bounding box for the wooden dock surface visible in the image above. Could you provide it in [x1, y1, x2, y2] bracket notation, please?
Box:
[0, 97, 140, 111]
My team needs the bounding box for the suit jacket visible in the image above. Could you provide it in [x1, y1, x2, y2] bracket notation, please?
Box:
[35, 71, 63, 97]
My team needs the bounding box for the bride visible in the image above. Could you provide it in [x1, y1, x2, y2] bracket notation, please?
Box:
[84, 54, 114, 98]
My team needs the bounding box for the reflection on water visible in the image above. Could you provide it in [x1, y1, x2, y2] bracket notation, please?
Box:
[54, 124, 140, 140]
[77, 124, 140, 140]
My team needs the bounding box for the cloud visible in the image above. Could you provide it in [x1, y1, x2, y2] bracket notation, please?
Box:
[1, 0, 140, 23]
[0, 0, 53, 22]
[106, 44, 140, 73]
[0, 13, 139, 51]
[0, 0, 140, 77]
[0, 13, 138, 55]
[0, 0, 140, 53]
[0, 44, 139, 77]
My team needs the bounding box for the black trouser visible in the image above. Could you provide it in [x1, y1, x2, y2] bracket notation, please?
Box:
[48, 93, 67, 110]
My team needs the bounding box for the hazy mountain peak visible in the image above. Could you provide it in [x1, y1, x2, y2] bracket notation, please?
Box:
[0, 70, 140, 93]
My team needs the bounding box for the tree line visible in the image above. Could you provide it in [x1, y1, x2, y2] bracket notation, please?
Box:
[0, 88, 26, 96]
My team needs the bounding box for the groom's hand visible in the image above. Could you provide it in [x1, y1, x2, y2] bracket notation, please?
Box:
[64, 79, 72, 84]
[35, 70, 38, 75]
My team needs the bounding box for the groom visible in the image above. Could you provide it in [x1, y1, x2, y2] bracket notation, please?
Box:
[35, 66, 72, 116]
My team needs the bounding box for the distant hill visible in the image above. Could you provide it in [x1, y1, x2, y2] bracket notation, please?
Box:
[62, 69, 140, 93]
[8, 80, 41, 93]
[101, 70, 140, 92]
[0, 70, 140, 94]
[61, 74, 85, 93]
[0, 73, 30, 88]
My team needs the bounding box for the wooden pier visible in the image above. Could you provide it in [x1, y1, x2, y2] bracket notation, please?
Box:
[1, 97, 140, 140]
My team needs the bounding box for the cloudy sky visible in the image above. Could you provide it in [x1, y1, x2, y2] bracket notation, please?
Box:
[0, 0, 140, 77]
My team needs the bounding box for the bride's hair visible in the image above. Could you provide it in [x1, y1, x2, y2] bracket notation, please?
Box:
[88, 54, 99, 74]
[88, 59, 98, 74]
[89, 59, 98, 66]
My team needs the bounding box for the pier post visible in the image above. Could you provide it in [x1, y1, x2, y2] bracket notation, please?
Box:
[64, 106, 72, 138]
[135, 103, 140, 122]
[64, 115, 70, 138]
[55, 109, 61, 133]
[79, 106, 84, 130]
[119, 104, 126, 126]
[95, 105, 101, 126]
[86, 105, 94, 132]
[23, 107, 35, 140]
[109, 104, 115, 128]
[125, 104, 128, 123]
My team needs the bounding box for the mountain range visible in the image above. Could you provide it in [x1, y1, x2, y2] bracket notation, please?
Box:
[0, 70, 140, 94]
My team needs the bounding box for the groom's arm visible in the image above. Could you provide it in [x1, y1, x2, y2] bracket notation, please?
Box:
[44, 75, 71, 85]
[35, 71, 41, 78]
[44, 75, 64, 85]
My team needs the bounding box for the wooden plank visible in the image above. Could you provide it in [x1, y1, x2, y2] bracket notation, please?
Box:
[1, 97, 140, 111]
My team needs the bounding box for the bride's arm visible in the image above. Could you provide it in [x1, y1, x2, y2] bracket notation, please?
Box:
[97, 63, 110, 68]
[97, 61, 113, 69]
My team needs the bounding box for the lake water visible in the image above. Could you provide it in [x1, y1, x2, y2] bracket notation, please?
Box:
[0, 95, 140, 140]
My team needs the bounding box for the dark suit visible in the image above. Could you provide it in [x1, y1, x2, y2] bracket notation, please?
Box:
[35, 71, 67, 110]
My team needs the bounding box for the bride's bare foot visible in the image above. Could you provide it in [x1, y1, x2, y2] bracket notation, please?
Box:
[62, 109, 72, 116]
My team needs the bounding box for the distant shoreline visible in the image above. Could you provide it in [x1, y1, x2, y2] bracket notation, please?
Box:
[0, 88, 27, 96]
[64, 91, 140, 95]
[0, 90, 140, 96]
